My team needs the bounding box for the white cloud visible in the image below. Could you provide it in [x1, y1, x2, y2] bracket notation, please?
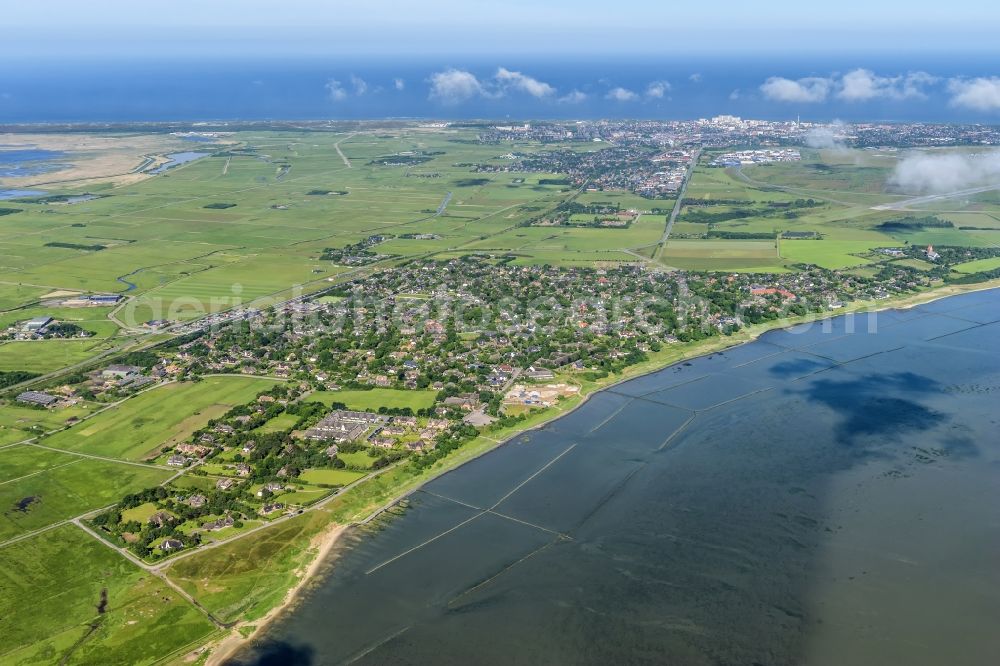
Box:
[495, 67, 555, 98]
[606, 87, 638, 102]
[428, 67, 555, 103]
[689, 73, 702, 83]
[393, 78, 405, 91]
[645, 80, 671, 99]
[558, 90, 587, 104]
[326, 79, 348, 101]
[804, 121, 848, 150]
[837, 69, 934, 102]
[889, 150, 1000, 194]
[350, 75, 368, 96]
[760, 76, 831, 103]
[428, 69, 484, 104]
[729, 89, 740, 100]
[948, 77, 1000, 111]
[761, 69, 937, 105]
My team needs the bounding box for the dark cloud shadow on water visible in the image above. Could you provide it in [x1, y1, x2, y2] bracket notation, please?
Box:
[227, 640, 314, 666]
[793, 371, 958, 450]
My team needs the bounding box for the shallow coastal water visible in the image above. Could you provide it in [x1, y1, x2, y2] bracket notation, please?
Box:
[149, 152, 209, 174]
[0, 148, 69, 178]
[233, 289, 1000, 666]
[0, 189, 48, 201]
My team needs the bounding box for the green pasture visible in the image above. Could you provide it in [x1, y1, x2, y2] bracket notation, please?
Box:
[42, 376, 277, 460]
[953, 256, 1000, 274]
[308, 388, 437, 412]
[0, 457, 171, 540]
[299, 468, 366, 486]
[0, 525, 216, 665]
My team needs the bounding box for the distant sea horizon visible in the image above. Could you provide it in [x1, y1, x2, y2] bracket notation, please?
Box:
[3, 54, 1000, 125]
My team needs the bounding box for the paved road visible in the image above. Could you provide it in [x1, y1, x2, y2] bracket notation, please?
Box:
[334, 134, 354, 168]
[436, 191, 453, 216]
[871, 183, 1000, 210]
[654, 148, 701, 261]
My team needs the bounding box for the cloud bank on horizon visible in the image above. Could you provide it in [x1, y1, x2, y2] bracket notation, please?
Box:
[760, 69, 1000, 111]
[420, 68, 679, 106]
[320, 65, 1000, 114]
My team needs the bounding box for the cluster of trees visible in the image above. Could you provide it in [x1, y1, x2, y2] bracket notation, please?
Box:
[42, 322, 92, 338]
[320, 235, 391, 263]
[91, 482, 258, 558]
[410, 422, 481, 471]
[0, 370, 38, 390]
[685, 199, 819, 224]
[876, 216, 953, 231]
[43, 241, 106, 251]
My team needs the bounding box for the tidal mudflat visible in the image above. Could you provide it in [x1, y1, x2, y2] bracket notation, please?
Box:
[234, 289, 1000, 666]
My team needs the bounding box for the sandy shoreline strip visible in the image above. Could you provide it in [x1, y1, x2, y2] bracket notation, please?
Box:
[197, 278, 1000, 664]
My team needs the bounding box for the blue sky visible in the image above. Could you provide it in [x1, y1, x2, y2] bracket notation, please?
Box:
[4, 1, 1000, 122]
[5, 0, 1000, 58]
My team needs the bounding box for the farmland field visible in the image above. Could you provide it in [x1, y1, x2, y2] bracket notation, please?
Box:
[661, 147, 1000, 271]
[41, 376, 278, 460]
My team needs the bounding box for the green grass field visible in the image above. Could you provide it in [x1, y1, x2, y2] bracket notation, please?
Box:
[0, 455, 171, 540]
[0, 525, 216, 665]
[309, 388, 437, 412]
[299, 468, 366, 486]
[42, 376, 278, 460]
[0, 283, 48, 311]
[336, 450, 376, 469]
[662, 150, 1000, 271]
[953, 256, 1000, 273]
[0, 402, 96, 446]
[0, 339, 118, 373]
[255, 412, 300, 433]
[166, 509, 333, 623]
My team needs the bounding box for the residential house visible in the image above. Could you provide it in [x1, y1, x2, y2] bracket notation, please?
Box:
[148, 511, 174, 528]
[256, 482, 284, 497]
[201, 515, 235, 531]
